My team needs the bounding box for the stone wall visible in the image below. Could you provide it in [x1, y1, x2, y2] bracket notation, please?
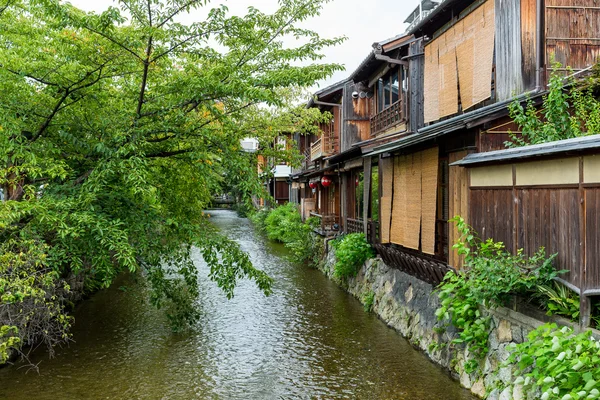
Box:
[320, 252, 550, 399]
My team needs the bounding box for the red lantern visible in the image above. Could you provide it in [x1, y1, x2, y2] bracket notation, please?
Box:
[309, 181, 317, 189]
[321, 176, 332, 187]
[355, 177, 360, 187]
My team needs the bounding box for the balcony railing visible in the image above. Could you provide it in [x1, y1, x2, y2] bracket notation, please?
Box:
[310, 212, 339, 236]
[370, 100, 405, 136]
[346, 217, 379, 244]
[310, 134, 339, 162]
[310, 137, 323, 161]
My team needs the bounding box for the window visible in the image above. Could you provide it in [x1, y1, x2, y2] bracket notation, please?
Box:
[377, 68, 402, 112]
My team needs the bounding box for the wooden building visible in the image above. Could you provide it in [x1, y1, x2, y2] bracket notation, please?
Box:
[290, 0, 600, 326]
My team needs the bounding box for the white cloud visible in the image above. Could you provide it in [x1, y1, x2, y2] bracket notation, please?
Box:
[67, 0, 421, 89]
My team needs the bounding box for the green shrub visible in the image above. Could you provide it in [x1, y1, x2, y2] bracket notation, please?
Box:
[506, 61, 600, 147]
[436, 217, 563, 370]
[249, 209, 270, 233]
[331, 233, 375, 278]
[255, 204, 323, 267]
[508, 324, 600, 400]
[285, 216, 324, 267]
[264, 203, 302, 242]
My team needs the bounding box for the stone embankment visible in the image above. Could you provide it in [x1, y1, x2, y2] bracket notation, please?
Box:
[320, 252, 559, 399]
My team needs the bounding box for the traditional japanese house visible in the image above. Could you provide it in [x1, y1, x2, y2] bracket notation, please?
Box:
[365, 0, 600, 295]
[291, 80, 346, 234]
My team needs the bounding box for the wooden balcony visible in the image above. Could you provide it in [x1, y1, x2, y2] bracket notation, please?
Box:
[370, 100, 405, 136]
[310, 134, 339, 162]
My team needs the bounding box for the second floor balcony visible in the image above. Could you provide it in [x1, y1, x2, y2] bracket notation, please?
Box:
[310, 134, 339, 162]
[371, 100, 405, 136]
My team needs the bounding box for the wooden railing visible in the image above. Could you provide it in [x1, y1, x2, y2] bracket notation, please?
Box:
[346, 218, 379, 244]
[310, 134, 339, 161]
[346, 218, 363, 234]
[302, 149, 312, 170]
[370, 100, 405, 135]
[374, 244, 453, 286]
[310, 137, 323, 161]
[310, 212, 340, 235]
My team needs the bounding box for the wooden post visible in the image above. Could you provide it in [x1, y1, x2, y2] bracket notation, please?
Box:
[363, 158, 372, 236]
[579, 156, 590, 328]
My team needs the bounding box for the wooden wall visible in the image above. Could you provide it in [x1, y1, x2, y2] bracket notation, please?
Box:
[448, 150, 471, 269]
[467, 154, 600, 325]
[408, 39, 425, 133]
[546, 0, 600, 73]
[341, 81, 371, 152]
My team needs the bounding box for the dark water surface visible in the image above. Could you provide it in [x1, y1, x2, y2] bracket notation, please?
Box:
[0, 210, 475, 400]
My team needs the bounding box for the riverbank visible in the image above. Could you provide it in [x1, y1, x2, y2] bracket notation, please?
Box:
[319, 249, 600, 400]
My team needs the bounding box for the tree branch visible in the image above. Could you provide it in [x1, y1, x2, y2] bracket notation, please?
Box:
[146, 149, 192, 158]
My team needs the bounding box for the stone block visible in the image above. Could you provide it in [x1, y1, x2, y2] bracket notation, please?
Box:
[471, 379, 486, 398]
[513, 384, 524, 400]
[498, 320, 513, 343]
[499, 387, 512, 400]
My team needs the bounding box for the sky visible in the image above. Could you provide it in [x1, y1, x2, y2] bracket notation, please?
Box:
[68, 0, 421, 90]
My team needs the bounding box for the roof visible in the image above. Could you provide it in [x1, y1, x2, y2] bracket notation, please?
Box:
[306, 78, 350, 108]
[368, 90, 546, 157]
[323, 146, 363, 164]
[349, 34, 414, 83]
[450, 134, 600, 167]
[408, 0, 464, 35]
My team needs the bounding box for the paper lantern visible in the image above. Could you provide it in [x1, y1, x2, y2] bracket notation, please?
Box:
[355, 177, 360, 186]
[321, 176, 332, 187]
[309, 181, 317, 189]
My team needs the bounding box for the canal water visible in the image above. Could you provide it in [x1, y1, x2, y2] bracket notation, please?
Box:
[0, 210, 475, 399]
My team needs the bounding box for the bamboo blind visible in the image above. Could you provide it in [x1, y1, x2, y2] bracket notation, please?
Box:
[423, 0, 495, 121]
[390, 155, 407, 246]
[420, 147, 439, 255]
[438, 29, 459, 119]
[404, 152, 422, 250]
[380, 158, 394, 244]
[424, 41, 440, 123]
[470, 0, 495, 108]
[389, 147, 439, 253]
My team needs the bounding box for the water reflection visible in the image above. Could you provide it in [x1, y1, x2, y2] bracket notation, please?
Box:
[0, 210, 474, 399]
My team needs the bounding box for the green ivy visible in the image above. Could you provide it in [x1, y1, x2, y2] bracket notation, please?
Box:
[331, 233, 375, 279]
[508, 324, 600, 400]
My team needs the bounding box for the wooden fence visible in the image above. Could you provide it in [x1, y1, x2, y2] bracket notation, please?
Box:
[374, 244, 453, 286]
[466, 154, 600, 326]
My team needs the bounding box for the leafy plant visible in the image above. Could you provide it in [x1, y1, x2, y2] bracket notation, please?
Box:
[264, 203, 302, 242]
[509, 324, 600, 400]
[506, 61, 600, 147]
[255, 204, 323, 267]
[331, 233, 375, 278]
[536, 281, 581, 322]
[362, 290, 376, 313]
[436, 217, 562, 371]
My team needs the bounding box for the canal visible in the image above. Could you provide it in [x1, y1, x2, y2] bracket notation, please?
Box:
[0, 210, 474, 399]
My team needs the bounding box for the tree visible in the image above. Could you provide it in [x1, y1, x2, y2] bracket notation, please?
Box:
[0, 0, 344, 363]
